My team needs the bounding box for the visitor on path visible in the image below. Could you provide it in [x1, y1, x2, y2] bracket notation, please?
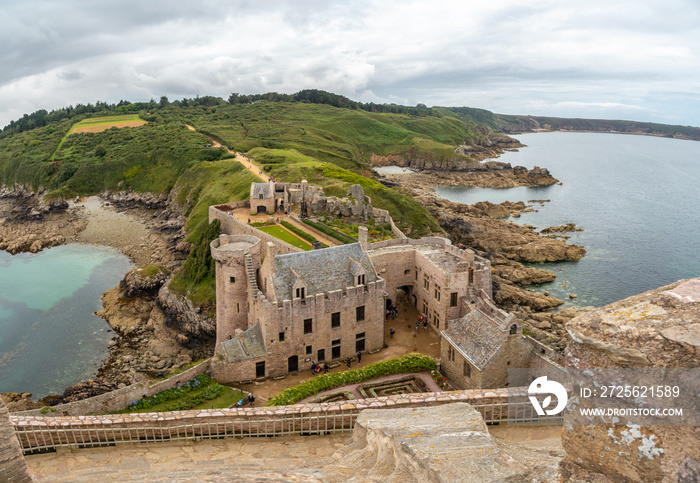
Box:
[323, 363, 330, 374]
[389, 327, 395, 338]
[237, 400, 243, 408]
[248, 393, 255, 407]
[423, 320, 428, 331]
[416, 321, 420, 331]
[345, 357, 352, 369]
[311, 362, 317, 375]
[357, 351, 362, 363]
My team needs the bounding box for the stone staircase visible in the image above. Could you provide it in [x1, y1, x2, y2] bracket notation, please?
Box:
[244, 253, 259, 300]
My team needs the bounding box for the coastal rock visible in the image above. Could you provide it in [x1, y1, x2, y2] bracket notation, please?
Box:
[491, 255, 556, 285]
[492, 277, 563, 311]
[562, 278, 700, 482]
[157, 283, 216, 344]
[120, 265, 169, 299]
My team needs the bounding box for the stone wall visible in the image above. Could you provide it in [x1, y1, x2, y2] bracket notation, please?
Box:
[15, 359, 212, 417]
[209, 204, 301, 255]
[0, 400, 32, 482]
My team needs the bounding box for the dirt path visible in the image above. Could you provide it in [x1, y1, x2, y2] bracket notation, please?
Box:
[185, 124, 269, 182]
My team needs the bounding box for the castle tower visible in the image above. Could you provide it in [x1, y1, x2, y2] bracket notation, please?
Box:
[210, 235, 262, 346]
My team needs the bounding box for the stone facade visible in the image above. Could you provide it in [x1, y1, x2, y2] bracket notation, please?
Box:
[210, 233, 386, 383]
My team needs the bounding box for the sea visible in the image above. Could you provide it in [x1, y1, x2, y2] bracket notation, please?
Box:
[0, 244, 133, 397]
[434, 132, 700, 308]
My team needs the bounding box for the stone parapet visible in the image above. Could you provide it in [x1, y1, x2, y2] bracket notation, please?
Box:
[10, 387, 552, 455]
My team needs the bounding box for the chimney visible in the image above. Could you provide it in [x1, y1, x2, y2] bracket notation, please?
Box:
[358, 226, 368, 250]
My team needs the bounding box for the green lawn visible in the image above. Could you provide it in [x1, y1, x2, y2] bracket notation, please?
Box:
[257, 225, 312, 251]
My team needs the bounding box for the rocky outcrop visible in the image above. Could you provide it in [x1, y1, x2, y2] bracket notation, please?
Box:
[157, 284, 216, 345]
[437, 211, 586, 263]
[309, 184, 392, 224]
[324, 402, 563, 482]
[0, 187, 86, 254]
[120, 265, 169, 299]
[561, 278, 700, 482]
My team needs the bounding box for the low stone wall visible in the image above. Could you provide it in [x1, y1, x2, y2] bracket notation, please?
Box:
[11, 387, 556, 454]
[209, 204, 301, 255]
[15, 359, 213, 417]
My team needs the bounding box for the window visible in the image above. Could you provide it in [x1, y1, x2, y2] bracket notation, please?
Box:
[463, 361, 471, 378]
[356, 332, 366, 352]
[404, 269, 411, 275]
[279, 331, 285, 342]
[237, 302, 240, 313]
[332, 339, 341, 359]
[356, 305, 365, 322]
[259, 193, 264, 199]
[423, 274, 430, 290]
[422, 301, 428, 317]
[331, 312, 341, 329]
[295, 287, 305, 299]
[304, 318, 313, 334]
[229, 276, 236, 284]
[357, 274, 365, 285]
[510, 324, 518, 335]
[434, 284, 441, 301]
[449, 346, 455, 362]
[306, 345, 313, 355]
[434, 311, 440, 329]
[317, 349, 325, 361]
[450, 292, 458, 307]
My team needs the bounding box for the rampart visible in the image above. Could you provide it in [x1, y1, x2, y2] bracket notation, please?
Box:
[11, 387, 559, 455]
[14, 359, 212, 417]
[209, 203, 302, 255]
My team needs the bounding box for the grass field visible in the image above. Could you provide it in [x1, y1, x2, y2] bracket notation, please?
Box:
[257, 225, 312, 251]
[69, 114, 147, 134]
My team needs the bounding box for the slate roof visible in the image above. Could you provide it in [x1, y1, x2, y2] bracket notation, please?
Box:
[444, 309, 506, 370]
[251, 183, 274, 199]
[220, 323, 266, 362]
[272, 243, 378, 301]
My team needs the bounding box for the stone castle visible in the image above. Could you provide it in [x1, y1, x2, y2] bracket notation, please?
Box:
[208, 181, 557, 387]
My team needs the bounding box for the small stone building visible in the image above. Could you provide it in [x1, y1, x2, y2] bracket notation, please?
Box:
[440, 291, 531, 389]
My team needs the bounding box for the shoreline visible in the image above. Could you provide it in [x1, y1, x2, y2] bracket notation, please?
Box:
[0, 192, 197, 410]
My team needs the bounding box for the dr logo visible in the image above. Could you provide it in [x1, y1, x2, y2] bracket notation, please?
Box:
[528, 376, 568, 416]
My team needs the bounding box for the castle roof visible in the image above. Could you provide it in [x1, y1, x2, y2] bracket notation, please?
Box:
[251, 182, 274, 199]
[272, 243, 378, 300]
[442, 308, 509, 370]
[219, 323, 266, 362]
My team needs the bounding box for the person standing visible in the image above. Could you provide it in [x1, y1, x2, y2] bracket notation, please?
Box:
[389, 327, 395, 338]
[345, 357, 352, 369]
[357, 351, 362, 364]
[311, 361, 317, 375]
[323, 362, 330, 374]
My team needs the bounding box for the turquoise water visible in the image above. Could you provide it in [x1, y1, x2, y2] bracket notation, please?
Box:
[435, 132, 700, 308]
[0, 244, 133, 397]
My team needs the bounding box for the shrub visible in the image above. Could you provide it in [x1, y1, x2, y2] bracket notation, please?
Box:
[301, 219, 356, 244]
[281, 221, 328, 247]
[266, 353, 437, 406]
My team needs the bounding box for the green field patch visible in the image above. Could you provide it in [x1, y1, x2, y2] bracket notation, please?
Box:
[257, 225, 312, 251]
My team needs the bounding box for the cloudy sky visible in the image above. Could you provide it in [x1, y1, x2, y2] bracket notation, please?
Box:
[1, 0, 699, 128]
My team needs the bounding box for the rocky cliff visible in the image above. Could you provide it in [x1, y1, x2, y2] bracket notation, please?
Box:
[561, 278, 700, 482]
